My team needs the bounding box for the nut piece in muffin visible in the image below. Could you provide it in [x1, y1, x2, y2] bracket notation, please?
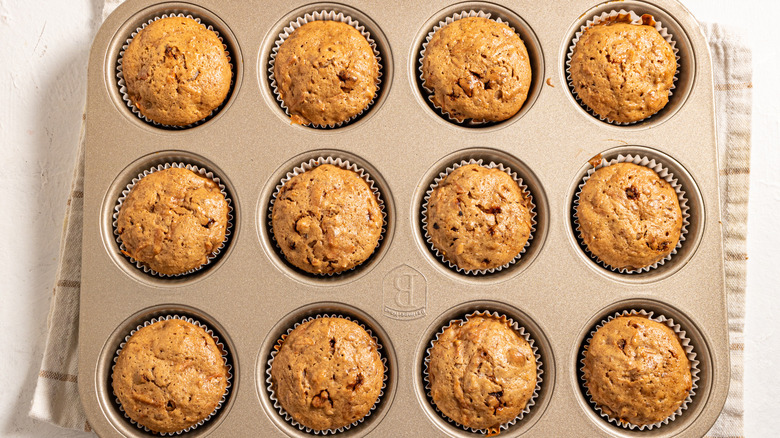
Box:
[117, 167, 229, 276]
[274, 20, 379, 126]
[422, 17, 532, 122]
[112, 319, 228, 433]
[428, 314, 537, 431]
[122, 16, 232, 126]
[569, 22, 676, 123]
[272, 164, 383, 274]
[426, 164, 532, 271]
[271, 317, 384, 431]
[576, 162, 682, 271]
[582, 315, 692, 426]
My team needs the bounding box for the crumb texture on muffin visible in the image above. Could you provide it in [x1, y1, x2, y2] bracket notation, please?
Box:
[112, 319, 228, 433]
[582, 315, 692, 426]
[122, 16, 232, 126]
[576, 162, 682, 270]
[274, 20, 379, 126]
[428, 315, 537, 431]
[570, 22, 676, 123]
[117, 167, 229, 275]
[272, 164, 383, 274]
[422, 17, 532, 122]
[426, 164, 532, 271]
[271, 317, 384, 431]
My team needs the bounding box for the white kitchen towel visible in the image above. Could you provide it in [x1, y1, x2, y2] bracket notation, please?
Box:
[29, 4, 750, 435]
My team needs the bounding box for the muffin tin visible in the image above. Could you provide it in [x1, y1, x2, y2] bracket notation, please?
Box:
[79, 0, 729, 436]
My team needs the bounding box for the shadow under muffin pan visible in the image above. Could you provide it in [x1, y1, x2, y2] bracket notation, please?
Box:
[410, 1, 545, 130]
[106, 2, 243, 131]
[80, 0, 729, 437]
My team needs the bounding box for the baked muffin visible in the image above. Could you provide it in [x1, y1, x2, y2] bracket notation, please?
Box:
[122, 16, 232, 126]
[272, 164, 383, 274]
[426, 164, 532, 271]
[112, 319, 228, 433]
[576, 162, 682, 270]
[570, 22, 676, 123]
[582, 315, 692, 426]
[271, 317, 384, 431]
[274, 20, 379, 126]
[422, 17, 532, 122]
[428, 315, 537, 431]
[117, 167, 230, 275]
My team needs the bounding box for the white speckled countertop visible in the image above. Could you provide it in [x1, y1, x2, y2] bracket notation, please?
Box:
[1, 0, 777, 436]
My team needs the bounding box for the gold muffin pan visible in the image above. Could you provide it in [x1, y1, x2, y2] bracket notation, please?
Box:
[80, 0, 728, 436]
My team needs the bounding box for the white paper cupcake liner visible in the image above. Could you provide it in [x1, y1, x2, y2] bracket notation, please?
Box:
[265, 314, 388, 435]
[111, 314, 233, 436]
[268, 156, 387, 276]
[418, 10, 521, 126]
[423, 310, 543, 434]
[579, 309, 699, 430]
[565, 9, 680, 125]
[422, 159, 536, 275]
[113, 162, 234, 277]
[573, 153, 689, 274]
[116, 13, 234, 129]
[268, 10, 383, 129]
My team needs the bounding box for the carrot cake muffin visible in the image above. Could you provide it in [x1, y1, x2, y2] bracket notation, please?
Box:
[116, 167, 230, 275]
[272, 164, 383, 274]
[582, 315, 692, 426]
[428, 315, 537, 431]
[274, 20, 379, 126]
[426, 164, 532, 271]
[569, 22, 676, 123]
[122, 16, 232, 126]
[422, 17, 532, 122]
[270, 317, 384, 431]
[576, 162, 682, 270]
[112, 319, 229, 433]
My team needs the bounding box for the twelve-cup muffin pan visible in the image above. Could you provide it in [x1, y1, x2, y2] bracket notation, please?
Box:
[79, 0, 729, 436]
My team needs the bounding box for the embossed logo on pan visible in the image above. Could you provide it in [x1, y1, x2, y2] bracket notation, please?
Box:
[383, 265, 427, 320]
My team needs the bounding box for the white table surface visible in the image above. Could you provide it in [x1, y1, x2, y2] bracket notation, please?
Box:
[1, 0, 777, 436]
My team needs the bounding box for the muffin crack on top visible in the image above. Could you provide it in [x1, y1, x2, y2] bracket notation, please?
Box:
[576, 162, 682, 271]
[582, 315, 692, 427]
[116, 167, 229, 276]
[569, 21, 676, 124]
[272, 164, 383, 274]
[427, 315, 537, 431]
[422, 17, 532, 122]
[122, 16, 232, 126]
[112, 319, 229, 434]
[426, 164, 532, 272]
[270, 317, 384, 431]
[273, 20, 379, 126]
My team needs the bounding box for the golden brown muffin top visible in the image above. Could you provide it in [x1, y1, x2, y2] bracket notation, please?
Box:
[422, 17, 532, 122]
[271, 317, 384, 431]
[428, 315, 537, 431]
[583, 315, 692, 426]
[576, 162, 682, 270]
[112, 319, 228, 433]
[426, 164, 532, 271]
[117, 167, 229, 276]
[272, 164, 383, 274]
[570, 22, 676, 123]
[122, 16, 232, 126]
[274, 21, 379, 126]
